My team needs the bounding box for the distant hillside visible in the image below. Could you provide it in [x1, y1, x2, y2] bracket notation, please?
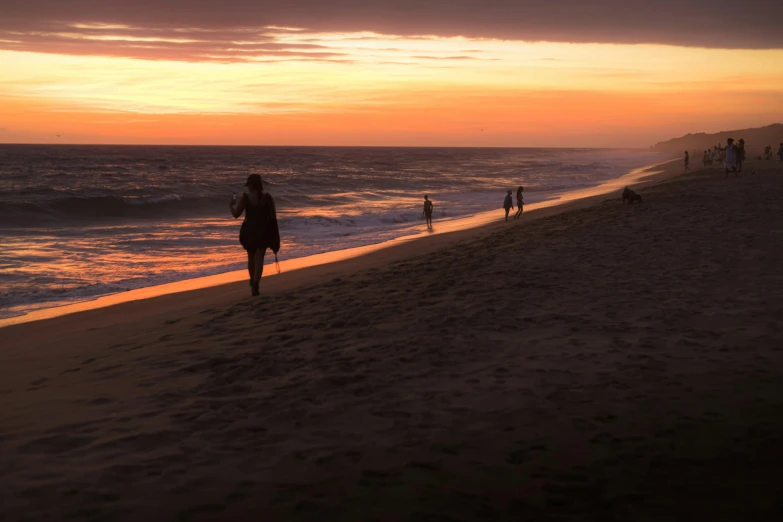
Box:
[651, 124, 783, 155]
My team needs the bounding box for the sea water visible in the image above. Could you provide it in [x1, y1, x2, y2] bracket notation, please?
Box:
[0, 145, 668, 318]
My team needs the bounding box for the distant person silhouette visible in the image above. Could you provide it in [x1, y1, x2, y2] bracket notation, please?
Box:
[230, 174, 280, 296]
[778, 143, 783, 163]
[737, 139, 746, 173]
[514, 186, 524, 220]
[684, 151, 690, 171]
[423, 195, 434, 229]
[724, 138, 738, 178]
[503, 189, 514, 222]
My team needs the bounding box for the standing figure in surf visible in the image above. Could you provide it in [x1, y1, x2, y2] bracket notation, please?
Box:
[503, 189, 514, 222]
[423, 195, 434, 229]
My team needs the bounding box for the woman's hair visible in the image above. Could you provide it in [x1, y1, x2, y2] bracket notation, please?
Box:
[247, 181, 264, 195]
[245, 174, 264, 192]
[517, 186, 523, 192]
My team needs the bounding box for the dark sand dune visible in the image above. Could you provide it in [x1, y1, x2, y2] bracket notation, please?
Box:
[3, 162, 783, 521]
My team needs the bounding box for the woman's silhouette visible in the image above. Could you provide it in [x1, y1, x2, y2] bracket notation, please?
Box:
[514, 186, 524, 220]
[230, 174, 280, 296]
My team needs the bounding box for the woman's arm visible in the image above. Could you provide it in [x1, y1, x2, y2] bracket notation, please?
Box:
[266, 194, 281, 254]
[268, 194, 277, 219]
[230, 194, 245, 219]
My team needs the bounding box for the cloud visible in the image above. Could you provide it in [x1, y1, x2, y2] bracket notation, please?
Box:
[0, 24, 352, 62]
[411, 55, 478, 60]
[0, 23, 499, 64]
[0, 0, 781, 57]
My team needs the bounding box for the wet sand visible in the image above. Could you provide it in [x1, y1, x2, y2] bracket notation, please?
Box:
[3, 160, 783, 521]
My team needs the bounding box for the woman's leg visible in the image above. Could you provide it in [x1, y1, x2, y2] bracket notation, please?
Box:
[247, 250, 255, 283]
[249, 248, 266, 296]
[253, 247, 266, 283]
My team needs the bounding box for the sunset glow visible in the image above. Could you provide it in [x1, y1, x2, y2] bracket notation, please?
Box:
[2, 23, 782, 146]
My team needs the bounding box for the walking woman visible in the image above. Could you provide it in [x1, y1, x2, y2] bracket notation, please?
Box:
[230, 174, 280, 296]
[514, 186, 524, 220]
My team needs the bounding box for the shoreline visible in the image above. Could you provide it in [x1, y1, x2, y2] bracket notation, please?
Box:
[1, 157, 678, 330]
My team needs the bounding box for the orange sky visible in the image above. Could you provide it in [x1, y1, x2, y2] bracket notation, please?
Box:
[1, 28, 782, 147]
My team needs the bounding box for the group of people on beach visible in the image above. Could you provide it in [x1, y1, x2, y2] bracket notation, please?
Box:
[763, 143, 783, 162]
[688, 137, 754, 177]
[504, 186, 525, 222]
[701, 148, 720, 166]
[700, 144, 729, 166]
[423, 186, 525, 227]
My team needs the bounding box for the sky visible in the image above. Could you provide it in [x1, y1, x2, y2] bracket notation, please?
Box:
[1, 0, 782, 147]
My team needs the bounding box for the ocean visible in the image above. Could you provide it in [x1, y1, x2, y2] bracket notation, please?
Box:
[0, 145, 668, 319]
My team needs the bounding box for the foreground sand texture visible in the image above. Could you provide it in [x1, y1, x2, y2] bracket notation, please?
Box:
[3, 162, 783, 521]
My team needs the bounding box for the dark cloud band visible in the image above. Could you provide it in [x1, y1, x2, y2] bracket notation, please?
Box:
[1, 0, 781, 55]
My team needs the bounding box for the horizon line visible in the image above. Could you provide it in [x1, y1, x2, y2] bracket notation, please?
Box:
[0, 142, 660, 150]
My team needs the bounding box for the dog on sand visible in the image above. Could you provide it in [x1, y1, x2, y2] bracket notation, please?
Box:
[622, 186, 642, 204]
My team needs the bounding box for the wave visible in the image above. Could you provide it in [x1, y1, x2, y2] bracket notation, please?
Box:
[0, 190, 367, 226]
[0, 187, 574, 229]
[0, 194, 220, 224]
[122, 194, 182, 205]
[280, 206, 461, 232]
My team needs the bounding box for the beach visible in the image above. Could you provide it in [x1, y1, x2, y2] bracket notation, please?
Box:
[3, 159, 783, 521]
